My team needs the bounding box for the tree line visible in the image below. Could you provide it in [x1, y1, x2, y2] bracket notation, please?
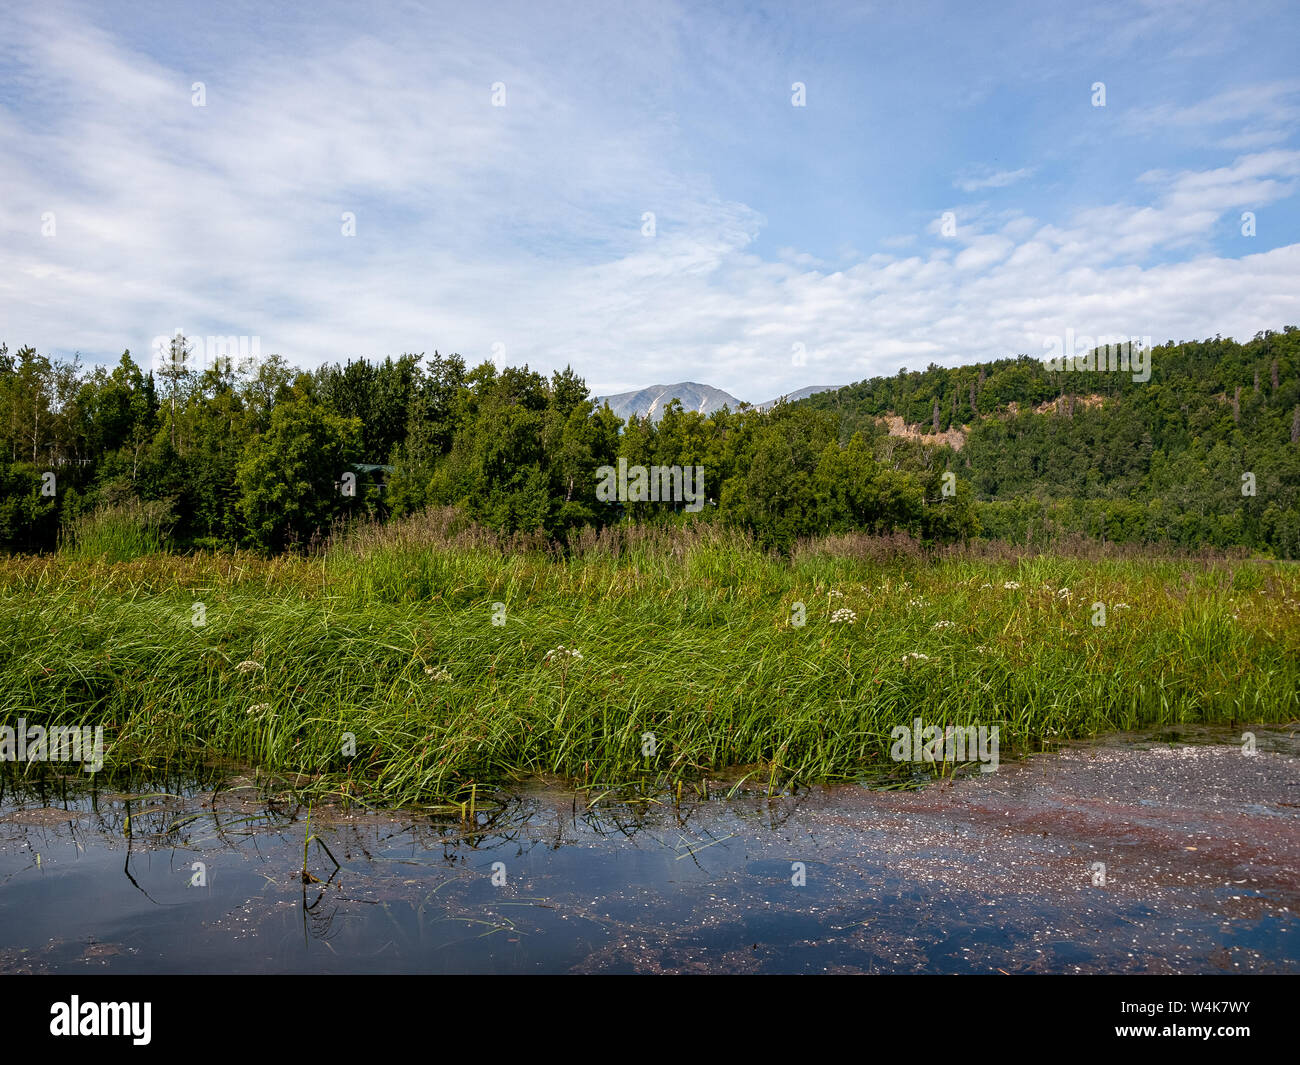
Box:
[0, 338, 970, 555]
[2, 326, 1297, 557]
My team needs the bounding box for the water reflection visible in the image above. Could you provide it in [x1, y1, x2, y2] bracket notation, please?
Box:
[1, 729, 1297, 974]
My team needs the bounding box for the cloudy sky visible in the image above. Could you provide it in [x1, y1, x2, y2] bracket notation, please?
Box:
[1, 0, 1298, 400]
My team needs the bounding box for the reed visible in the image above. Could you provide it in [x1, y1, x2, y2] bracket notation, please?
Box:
[63, 499, 176, 563]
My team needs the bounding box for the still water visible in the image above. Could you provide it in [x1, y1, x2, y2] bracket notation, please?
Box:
[1, 727, 1297, 973]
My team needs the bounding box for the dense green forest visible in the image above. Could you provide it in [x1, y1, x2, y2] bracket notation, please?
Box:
[2, 327, 1297, 557]
[803, 327, 1300, 556]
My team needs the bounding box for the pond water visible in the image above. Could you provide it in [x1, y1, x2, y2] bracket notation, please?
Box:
[1, 726, 1297, 973]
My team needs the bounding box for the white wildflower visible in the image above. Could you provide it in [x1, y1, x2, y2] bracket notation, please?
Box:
[247, 703, 271, 716]
[900, 652, 930, 664]
[544, 645, 583, 662]
[830, 608, 856, 624]
[828, 590, 845, 599]
[932, 620, 954, 630]
[424, 667, 452, 681]
[1002, 581, 1020, 590]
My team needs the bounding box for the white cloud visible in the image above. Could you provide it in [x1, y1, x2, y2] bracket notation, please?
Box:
[1123, 80, 1300, 150]
[954, 167, 1034, 192]
[955, 236, 1015, 271]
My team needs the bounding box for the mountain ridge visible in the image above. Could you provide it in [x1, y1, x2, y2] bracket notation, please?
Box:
[596, 381, 840, 422]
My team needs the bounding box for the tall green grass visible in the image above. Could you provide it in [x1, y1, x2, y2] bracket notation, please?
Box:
[64, 499, 175, 563]
[2, 510, 1297, 806]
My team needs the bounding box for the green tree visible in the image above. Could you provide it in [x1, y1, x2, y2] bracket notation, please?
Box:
[236, 400, 362, 550]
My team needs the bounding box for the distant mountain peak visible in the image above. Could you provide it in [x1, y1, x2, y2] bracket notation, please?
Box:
[597, 381, 840, 422]
[755, 385, 841, 411]
[596, 382, 744, 423]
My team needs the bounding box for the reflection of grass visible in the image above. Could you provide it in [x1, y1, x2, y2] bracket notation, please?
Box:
[300, 805, 340, 883]
[1, 517, 1297, 806]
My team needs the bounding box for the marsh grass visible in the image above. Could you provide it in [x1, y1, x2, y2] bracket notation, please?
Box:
[1, 514, 1297, 806]
[64, 499, 176, 563]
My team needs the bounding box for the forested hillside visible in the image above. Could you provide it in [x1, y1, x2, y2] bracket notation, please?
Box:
[1, 327, 1297, 557]
[801, 328, 1300, 557]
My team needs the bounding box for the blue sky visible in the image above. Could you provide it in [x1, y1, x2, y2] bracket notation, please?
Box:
[1, 0, 1298, 399]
